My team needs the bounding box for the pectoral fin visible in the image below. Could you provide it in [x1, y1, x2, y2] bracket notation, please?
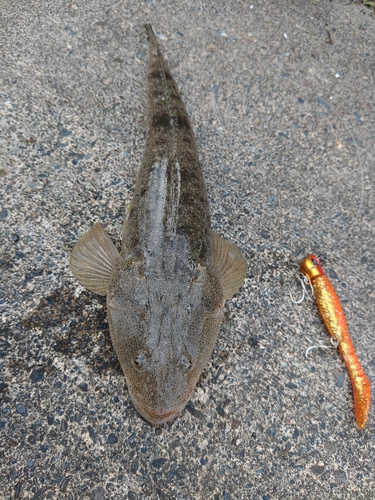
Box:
[212, 231, 247, 300]
[70, 223, 120, 296]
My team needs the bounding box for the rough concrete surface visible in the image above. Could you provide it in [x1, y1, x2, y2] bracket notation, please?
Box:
[1, 0, 374, 498]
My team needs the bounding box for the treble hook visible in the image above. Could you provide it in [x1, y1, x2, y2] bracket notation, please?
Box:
[289, 274, 314, 304]
[305, 337, 339, 359]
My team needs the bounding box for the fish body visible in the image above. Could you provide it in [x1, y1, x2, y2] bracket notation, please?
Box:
[300, 254, 371, 429]
[70, 25, 247, 425]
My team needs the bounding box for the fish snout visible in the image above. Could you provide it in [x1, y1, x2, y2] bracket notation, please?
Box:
[128, 385, 188, 425]
[150, 408, 179, 420]
[141, 405, 184, 425]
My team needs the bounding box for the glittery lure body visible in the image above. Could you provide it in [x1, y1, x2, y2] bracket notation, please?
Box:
[300, 254, 371, 429]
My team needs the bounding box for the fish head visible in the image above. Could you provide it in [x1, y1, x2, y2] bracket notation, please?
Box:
[107, 259, 224, 425]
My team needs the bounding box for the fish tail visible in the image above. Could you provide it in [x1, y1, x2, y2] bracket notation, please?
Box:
[144, 23, 159, 55]
[144, 23, 155, 38]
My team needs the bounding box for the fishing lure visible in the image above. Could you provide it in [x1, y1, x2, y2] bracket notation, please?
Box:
[295, 254, 371, 429]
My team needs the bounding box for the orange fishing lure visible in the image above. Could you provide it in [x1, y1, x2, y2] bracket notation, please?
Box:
[299, 254, 371, 429]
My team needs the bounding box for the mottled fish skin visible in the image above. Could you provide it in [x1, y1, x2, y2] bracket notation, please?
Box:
[70, 25, 247, 425]
[108, 25, 222, 424]
[122, 25, 211, 265]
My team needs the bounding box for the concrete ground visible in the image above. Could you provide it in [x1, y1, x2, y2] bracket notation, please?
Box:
[1, 0, 374, 498]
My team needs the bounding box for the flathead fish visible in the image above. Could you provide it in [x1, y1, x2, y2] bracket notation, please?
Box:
[70, 24, 247, 425]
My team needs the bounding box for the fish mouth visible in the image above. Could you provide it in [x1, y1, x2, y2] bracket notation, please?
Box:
[150, 409, 179, 421]
[131, 398, 185, 425]
[142, 407, 183, 425]
[128, 387, 191, 425]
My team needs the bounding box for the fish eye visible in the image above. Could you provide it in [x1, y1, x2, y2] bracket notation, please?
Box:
[133, 352, 150, 371]
[178, 355, 192, 372]
[311, 257, 318, 266]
